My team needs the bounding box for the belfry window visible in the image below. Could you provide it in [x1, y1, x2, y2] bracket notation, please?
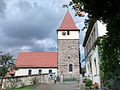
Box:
[69, 64, 73, 72]
[67, 31, 70, 35]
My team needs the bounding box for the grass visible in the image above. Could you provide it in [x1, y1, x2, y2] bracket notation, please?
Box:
[5, 85, 35, 90]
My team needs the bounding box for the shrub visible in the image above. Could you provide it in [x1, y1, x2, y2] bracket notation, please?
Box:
[83, 78, 93, 87]
[102, 80, 111, 88]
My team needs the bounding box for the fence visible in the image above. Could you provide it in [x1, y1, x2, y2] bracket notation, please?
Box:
[1, 73, 55, 89]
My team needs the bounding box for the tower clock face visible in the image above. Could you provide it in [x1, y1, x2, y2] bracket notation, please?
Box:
[62, 31, 66, 36]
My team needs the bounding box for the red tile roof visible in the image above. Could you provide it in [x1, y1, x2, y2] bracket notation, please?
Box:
[58, 11, 78, 30]
[15, 52, 58, 68]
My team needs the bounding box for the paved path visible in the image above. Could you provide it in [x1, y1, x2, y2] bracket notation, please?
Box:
[34, 82, 81, 90]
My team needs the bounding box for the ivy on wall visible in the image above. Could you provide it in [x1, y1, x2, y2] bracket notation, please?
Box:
[95, 36, 120, 89]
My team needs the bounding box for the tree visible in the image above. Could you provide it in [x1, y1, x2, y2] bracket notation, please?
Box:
[0, 53, 15, 77]
[71, 0, 120, 89]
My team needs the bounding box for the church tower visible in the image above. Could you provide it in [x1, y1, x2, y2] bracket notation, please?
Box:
[57, 11, 80, 79]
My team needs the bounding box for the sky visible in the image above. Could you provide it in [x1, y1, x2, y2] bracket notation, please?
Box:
[0, 0, 87, 62]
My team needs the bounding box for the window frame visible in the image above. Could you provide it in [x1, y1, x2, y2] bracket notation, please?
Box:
[67, 31, 70, 35]
[94, 58, 97, 75]
[69, 64, 73, 72]
[38, 69, 42, 74]
[49, 70, 52, 73]
[28, 69, 32, 75]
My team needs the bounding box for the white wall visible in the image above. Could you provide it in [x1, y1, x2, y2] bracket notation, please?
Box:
[58, 31, 79, 39]
[15, 68, 57, 76]
[84, 21, 106, 54]
[85, 47, 101, 85]
[96, 21, 107, 36]
[84, 21, 107, 85]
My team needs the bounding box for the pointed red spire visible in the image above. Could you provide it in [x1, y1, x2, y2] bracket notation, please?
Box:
[59, 11, 78, 30]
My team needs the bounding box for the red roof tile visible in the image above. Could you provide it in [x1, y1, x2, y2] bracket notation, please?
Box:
[58, 11, 78, 30]
[15, 52, 58, 68]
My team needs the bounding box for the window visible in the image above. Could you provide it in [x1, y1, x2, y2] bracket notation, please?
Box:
[93, 28, 96, 42]
[38, 69, 42, 74]
[62, 31, 66, 36]
[49, 70, 52, 73]
[67, 31, 70, 35]
[89, 61, 92, 74]
[91, 33, 93, 44]
[89, 37, 92, 48]
[68, 46, 70, 48]
[86, 44, 89, 54]
[69, 64, 73, 72]
[68, 56, 70, 59]
[94, 59, 97, 75]
[28, 70, 32, 75]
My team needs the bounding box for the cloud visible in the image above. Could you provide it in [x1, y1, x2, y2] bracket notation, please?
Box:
[0, 0, 67, 57]
[34, 38, 57, 52]
[0, 0, 6, 17]
[20, 46, 31, 51]
[0, 0, 86, 61]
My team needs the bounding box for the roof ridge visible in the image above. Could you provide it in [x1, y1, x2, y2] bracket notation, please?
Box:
[19, 52, 57, 53]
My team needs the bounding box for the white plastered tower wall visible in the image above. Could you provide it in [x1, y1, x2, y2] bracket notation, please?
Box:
[84, 20, 107, 85]
[58, 31, 79, 39]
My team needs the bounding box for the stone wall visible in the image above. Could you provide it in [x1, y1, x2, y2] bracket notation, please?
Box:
[1, 73, 55, 89]
[58, 39, 80, 79]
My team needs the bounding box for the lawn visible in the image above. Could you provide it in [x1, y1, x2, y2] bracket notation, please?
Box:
[6, 85, 35, 90]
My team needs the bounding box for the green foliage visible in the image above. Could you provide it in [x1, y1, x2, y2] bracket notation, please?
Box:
[72, 0, 120, 23]
[0, 67, 8, 77]
[103, 81, 112, 89]
[95, 36, 106, 79]
[96, 36, 120, 89]
[72, 0, 120, 89]
[0, 52, 14, 77]
[1, 53, 14, 67]
[83, 78, 93, 87]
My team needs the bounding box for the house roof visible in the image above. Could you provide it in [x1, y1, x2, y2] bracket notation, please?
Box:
[58, 11, 79, 31]
[15, 52, 58, 68]
[83, 20, 95, 47]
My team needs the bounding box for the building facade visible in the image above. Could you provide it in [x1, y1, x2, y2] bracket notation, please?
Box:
[15, 11, 80, 79]
[15, 52, 58, 76]
[83, 21, 106, 85]
[57, 11, 80, 79]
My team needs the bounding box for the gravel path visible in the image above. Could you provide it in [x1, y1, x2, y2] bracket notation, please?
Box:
[34, 82, 81, 90]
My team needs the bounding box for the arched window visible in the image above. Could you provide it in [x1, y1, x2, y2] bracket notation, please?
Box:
[69, 64, 73, 72]
[94, 58, 97, 75]
[28, 70, 32, 75]
[49, 70, 52, 73]
[89, 61, 92, 74]
[38, 69, 42, 74]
